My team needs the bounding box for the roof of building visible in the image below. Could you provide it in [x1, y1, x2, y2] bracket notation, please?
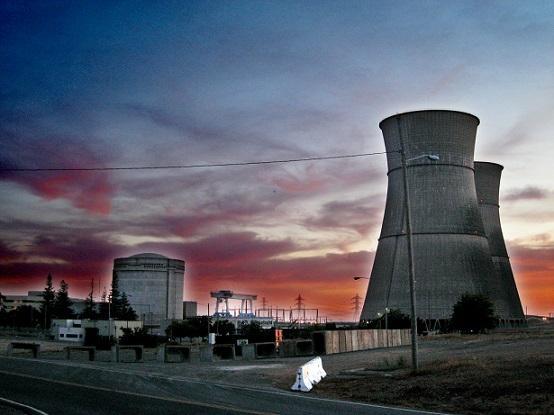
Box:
[129, 253, 168, 259]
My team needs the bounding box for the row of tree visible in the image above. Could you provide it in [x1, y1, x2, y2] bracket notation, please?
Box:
[0, 272, 137, 329]
[0, 275, 77, 328]
[361, 293, 497, 334]
[41, 273, 75, 326]
[90, 271, 137, 321]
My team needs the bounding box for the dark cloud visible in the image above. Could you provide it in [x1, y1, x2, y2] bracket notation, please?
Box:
[0, 127, 116, 215]
[504, 186, 549, 202]
[0, 241, 20, 261]
[0, 228, 373, 319]
[304, 197, 383, 236]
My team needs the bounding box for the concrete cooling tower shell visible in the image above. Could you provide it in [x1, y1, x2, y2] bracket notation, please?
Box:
[361, 110, 496, 321]
[113, 253, 184, 324]
[474, 162, 524, 319]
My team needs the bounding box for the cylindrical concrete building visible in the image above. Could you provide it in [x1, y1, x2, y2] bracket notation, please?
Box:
[474, 162, 524, 320]
[113, 253, 184, 325]
[361, 110, 496, 321]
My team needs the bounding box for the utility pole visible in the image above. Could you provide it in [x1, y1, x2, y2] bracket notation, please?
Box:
[397, 118, 419, 372]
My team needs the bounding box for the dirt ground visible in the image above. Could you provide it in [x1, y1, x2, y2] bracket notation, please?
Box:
[310, 331, 554, 415]
[2, 328, 554, 414]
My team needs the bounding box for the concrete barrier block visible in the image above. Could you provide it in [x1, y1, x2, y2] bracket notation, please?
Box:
[254, 342, 277, 359]
[162, 345, 191, 363]
[291, 357, 327, 392]
[279, 341, 296, 357]
[111, 345, 143, 363]
[7, 342, 40, 358]
[66, 346, 95, 361]
[295, 339, 313, 356]
[242, 344, 256, 360]
[213, 344, 235, 360]
[199, 345, 213, 362]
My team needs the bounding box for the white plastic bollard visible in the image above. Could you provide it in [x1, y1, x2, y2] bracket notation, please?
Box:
[291, 357, 326, 392]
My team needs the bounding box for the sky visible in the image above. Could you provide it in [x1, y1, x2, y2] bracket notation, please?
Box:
[1, 1, 553, 320]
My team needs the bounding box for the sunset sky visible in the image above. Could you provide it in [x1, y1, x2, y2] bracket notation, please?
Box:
[1, 1, 553, 320]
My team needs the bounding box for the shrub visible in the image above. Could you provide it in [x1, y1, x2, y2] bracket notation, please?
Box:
[451, 293, 496, 334]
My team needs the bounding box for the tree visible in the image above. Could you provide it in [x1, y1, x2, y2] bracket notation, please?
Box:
[109, 270, 122, 318]
[451, 293, 496, 334]
[53, 280, 75, 319]
[97, 274, 137, 320]
[0, 292, 8, 327]
[215, 319, 236, 336]
[118, 292, 138, 320]
[165, 316, 211, 340]
[9, 305, 40, 327]
[40, 273, 56, 328]
[82, 279, 97, 320]
[359, 308, 411, 329]
[98, 288, 109, 319]
[238, 321, 263, 340]
[120, 327, 158, 348]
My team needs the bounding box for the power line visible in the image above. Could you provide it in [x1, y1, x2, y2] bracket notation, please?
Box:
[0, 151, 390, 172]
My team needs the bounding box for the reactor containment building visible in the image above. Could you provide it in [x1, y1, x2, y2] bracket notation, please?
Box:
[113, 253, 185, 325]
[360, 110, 524, 323]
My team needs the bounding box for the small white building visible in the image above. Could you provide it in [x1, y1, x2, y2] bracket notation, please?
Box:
[51, 319, 143, 342]
[51, 319, 85, 342]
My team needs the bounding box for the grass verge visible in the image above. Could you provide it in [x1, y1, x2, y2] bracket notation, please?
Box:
[314, 355, 554, 414]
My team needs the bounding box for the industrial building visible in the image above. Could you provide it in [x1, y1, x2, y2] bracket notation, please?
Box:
[113, 253, 184, 327]
[361, 110, 523, 322]
[474, 162, 525, 320]
[183, 301, 198, 318]
[2, 291, 86, 315]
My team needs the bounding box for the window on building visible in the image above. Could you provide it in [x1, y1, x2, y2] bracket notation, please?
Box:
[66, 334, 78, 338]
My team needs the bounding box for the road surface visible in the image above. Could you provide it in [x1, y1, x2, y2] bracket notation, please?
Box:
[0, 356, 446, 415]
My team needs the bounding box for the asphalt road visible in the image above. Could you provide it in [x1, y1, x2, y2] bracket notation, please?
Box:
[0, 356, 445, 415]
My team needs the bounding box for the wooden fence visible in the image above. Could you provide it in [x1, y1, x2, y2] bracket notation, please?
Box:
[312, 329, 411, 355]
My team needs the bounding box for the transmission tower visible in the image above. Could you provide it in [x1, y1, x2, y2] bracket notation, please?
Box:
[295, 294, 305, 310]
[351, 294, 362, 321]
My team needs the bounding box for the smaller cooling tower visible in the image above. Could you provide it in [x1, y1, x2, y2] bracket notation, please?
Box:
[474, 162, 524, 319]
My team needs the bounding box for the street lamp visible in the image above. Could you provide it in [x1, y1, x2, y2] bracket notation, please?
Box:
[399, 144, 440, 371]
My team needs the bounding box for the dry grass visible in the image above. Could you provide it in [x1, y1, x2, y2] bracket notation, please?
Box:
[314, 354, 554, 414]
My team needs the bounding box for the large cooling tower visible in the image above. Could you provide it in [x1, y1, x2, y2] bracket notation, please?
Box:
[474, 162, 524, 319]
[361, 110, 496, 321]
